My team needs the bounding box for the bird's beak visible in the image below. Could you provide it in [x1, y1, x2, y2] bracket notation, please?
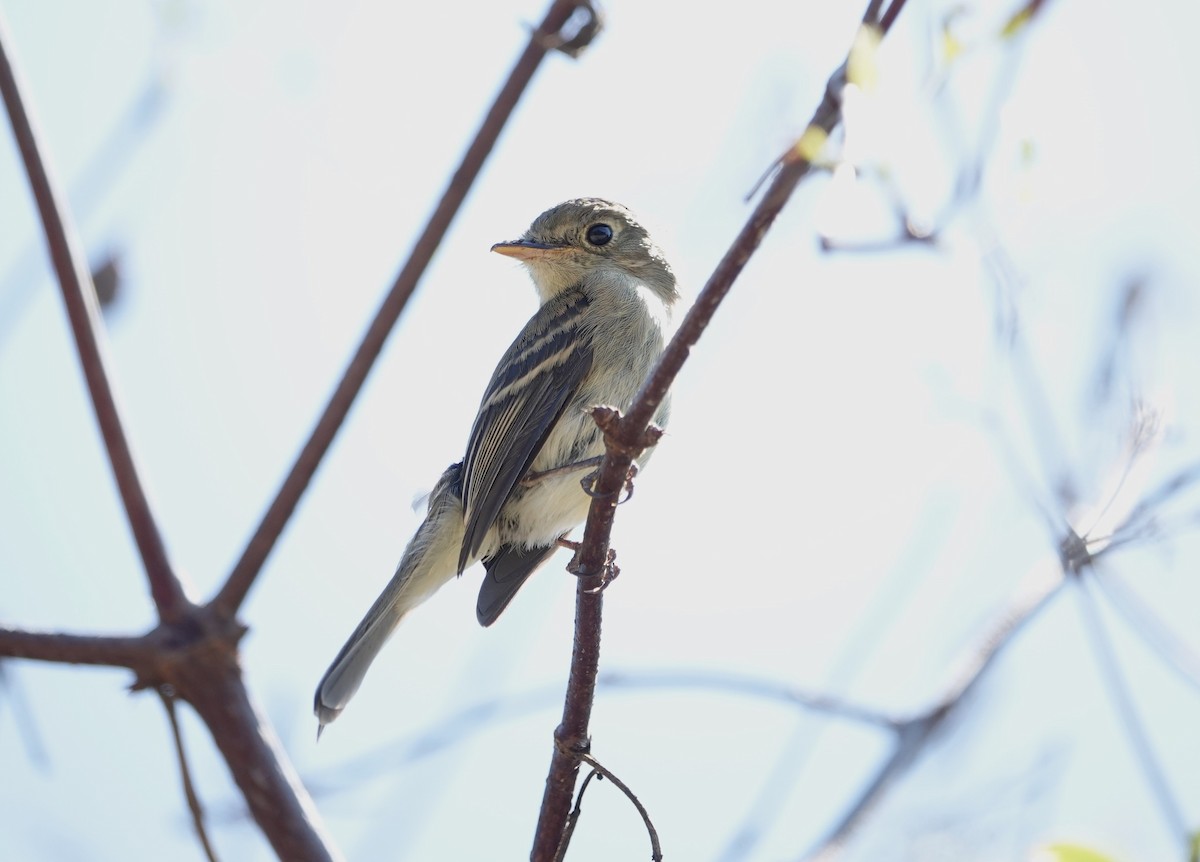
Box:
[491, 240, 568, 261]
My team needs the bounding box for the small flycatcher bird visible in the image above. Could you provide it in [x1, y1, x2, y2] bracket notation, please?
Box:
[314, 198, 679, 730]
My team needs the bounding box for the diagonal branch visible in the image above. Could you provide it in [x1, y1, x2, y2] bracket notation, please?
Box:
[804, 555, 1065, 861]
[212, 0, 603, 618]
[0, 10, 187, 623]
[530, 2, 911, 858]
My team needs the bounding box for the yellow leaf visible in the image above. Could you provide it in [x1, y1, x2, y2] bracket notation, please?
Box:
[1034, 843, 1119, 862]
[847, 24, 881, 90]
[1002, 4, 1034, 38]
[791, 126, 828, 164]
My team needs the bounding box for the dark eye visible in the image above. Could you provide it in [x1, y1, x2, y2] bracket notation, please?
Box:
[585, 223, 613, 246]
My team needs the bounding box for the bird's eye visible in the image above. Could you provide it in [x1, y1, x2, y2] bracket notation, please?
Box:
[585, 223, 614, 246]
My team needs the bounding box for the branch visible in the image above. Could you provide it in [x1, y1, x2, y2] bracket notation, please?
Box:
[0, 626, 155, 670]
[804, 553, 1065, 861]
[0, 9, 187, 622]
[530, 2, 911, 857]
[159, 687, 220, 862]
[599, 669, 899, 729]
[555, 752, 661, 862]
[212, 0, 603, 618]
[172, 644, 340, 862]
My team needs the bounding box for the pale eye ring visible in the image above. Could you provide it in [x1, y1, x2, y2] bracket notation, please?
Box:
[585, 223, 614, 246]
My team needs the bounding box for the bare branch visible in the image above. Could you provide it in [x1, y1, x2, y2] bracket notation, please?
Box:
[803, 555, 1065, 860]
[0, 9, 187, 622]
[172, 645, 341, 862]
[599, 669, 899, 729]
[553, 769, 601, 862]
[213, 0, 603, 618]
[530, 571, 607, 862]
[565, 752, 662, 862]
[159, 687, 220, 862]
[0, 626, 155, 671]
[531, 2, 913, 856]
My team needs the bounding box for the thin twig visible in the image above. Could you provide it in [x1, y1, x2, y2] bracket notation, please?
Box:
[553, 769, 601, 862]
[0, 662, 50, 767]
[0, 9, 187, 622]
[530, 2, 912, 858]
[577, 752, 662, 862]
[158, 687, 220, 862]
[213, 0, 601, 618]
[600, 669, 899, 729]
[304, 670, 893, 795]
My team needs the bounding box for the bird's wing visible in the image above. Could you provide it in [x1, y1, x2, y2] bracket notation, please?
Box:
[458, 288, 594, 571]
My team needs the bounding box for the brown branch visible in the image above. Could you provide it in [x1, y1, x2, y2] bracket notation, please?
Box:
[531, 559, 608, 862]
[172, 641, 340, 862]
[212, 0, 602, 618]
[0, 9, 187, 623]
[553, 769, 601, 862]
[0, 626, 156, 670]
[530, 2, 911, 857]
[575, 752, 662, 862]
[159, 687, 220, 862]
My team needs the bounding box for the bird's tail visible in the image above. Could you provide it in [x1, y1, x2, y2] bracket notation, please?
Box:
[314, 463, 465, 731]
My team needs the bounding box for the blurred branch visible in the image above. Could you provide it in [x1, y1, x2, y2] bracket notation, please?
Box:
[0, 660, 50, 767]
[805, 556, 1065, 861]
[600, 669, 899, 729]
[0, 627, 155, 670]
[1094, 571, 1200, 696]
[213, 0, 603, 618]
[0, 80, 163, 343]
[529, 2, 912, 858]
[0, 10, 188, 622]
[304, 669, 892, 799]
[159, 687, 220, 862]
[1076, 578, 1189, 845]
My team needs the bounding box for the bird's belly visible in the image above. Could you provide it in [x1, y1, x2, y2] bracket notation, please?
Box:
[493, 398, 665, 551]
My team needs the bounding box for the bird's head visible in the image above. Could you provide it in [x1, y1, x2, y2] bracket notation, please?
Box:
[492, 198, 678, 305]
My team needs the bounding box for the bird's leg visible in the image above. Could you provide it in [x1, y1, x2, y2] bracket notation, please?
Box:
[579, 461, 640, 504]
[554, 535, 619, 590]
[520, 455, 605, 487]
[584, 551, 620, 593]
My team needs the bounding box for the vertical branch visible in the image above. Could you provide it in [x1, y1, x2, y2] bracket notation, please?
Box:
[533, 579, 605, 862]
[0, 10, 187, 622]
[530, 2, 912, 857]
[213, 0, 602, 618]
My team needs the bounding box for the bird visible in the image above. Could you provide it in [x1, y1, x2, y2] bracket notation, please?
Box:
[314, 198, 679, 731]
